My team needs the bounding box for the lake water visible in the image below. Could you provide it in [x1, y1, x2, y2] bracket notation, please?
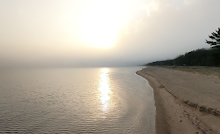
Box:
[0, 67, 155, 134]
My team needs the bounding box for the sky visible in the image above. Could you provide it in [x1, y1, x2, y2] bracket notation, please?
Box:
[0, 0, 220, 67]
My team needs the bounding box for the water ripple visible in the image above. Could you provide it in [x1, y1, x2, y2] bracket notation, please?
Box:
[0, 67, 155, 133]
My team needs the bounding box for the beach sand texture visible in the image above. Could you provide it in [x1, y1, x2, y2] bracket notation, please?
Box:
[137, 66, 220, 134]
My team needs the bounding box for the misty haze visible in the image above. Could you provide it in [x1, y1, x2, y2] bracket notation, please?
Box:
[0, 0, 220, 134]
[1, 0, 219, 67]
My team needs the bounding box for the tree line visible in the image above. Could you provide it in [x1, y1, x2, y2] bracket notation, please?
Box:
[147, 28, 220, 66]
[147, 48, 220, 66]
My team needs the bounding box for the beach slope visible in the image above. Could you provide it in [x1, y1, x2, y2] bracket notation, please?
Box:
[137, 66, 220, 134]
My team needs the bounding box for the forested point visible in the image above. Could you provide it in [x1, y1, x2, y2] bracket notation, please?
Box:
[147, 28, 220, 66]
[147, 48, 220, 66]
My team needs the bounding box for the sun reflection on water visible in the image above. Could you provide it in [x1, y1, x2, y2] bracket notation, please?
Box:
[99, 68, 111, 116]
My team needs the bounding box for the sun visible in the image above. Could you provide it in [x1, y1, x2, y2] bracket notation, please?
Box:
[79, 0, 128, 48]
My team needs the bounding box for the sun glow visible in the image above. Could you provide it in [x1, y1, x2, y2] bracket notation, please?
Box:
[79, 0, 129, 48]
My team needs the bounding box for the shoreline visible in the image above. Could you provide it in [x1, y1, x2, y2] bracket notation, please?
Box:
[136, 70, 169, 134]
[137, 66, 220, 134]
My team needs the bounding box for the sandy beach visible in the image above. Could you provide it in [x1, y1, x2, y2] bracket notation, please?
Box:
[137, 66, 220, 134]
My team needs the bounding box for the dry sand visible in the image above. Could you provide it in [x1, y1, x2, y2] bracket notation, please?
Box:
[137, 66, 220, 134]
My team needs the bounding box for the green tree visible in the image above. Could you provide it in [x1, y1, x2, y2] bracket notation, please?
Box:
[206, 28, 220, 49]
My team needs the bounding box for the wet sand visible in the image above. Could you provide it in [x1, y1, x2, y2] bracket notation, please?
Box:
[137, 66, 220, 134]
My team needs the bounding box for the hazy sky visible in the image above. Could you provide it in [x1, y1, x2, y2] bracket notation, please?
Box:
[0, 0, 220, 67]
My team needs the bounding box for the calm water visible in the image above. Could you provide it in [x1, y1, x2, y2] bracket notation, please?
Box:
[0, 67, 155, 134]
